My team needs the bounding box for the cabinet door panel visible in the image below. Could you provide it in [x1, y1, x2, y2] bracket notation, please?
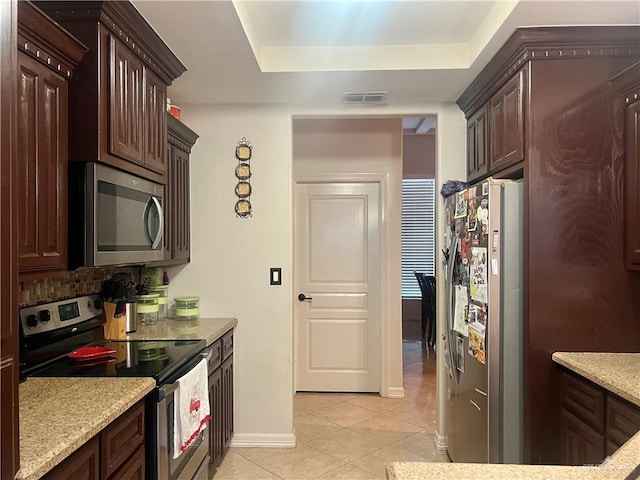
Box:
[17, 59, 38, 261]
[561, 409, 604, 466]
[17, 53, 67, 272]
[222, 356, 234, 453]
[143, 67, 166, 174]
[164, 141, 172, 260]
[626, 101, 640, 267]
[489, 69, 524, 173]
[606, 395, 640, 447]
[467, 107, 488, 182]
[109, 35, 143, 164]
[172, 146, 190, 261]
[209, 368, 223, 469]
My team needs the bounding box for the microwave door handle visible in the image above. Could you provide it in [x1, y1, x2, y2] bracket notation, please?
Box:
[143, 196, 164, 249]
[150, 196, 164, 250]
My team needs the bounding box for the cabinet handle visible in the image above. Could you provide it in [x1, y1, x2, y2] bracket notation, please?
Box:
[151, 196, 164, 250]
[470, 400, 482, 411]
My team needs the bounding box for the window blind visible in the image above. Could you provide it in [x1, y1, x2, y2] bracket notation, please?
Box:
[401, 178, 435, 298]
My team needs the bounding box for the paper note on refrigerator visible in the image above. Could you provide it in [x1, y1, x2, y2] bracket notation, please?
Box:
[453, 285, 469, 336]
[468, 322, 486, 365]
[470, 247, 488, 303]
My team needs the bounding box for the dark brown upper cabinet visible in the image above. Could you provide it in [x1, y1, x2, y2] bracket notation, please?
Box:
[164, 114, 199, 265]
[461, 67, 526, 182]
[611, 62, 640, 270]
[466, 105, 488, 183]
[488, 68, 525, 173]
[35, 1, 186, 185]
[17, 1, 87, 274]
[457, 26, 640, 465]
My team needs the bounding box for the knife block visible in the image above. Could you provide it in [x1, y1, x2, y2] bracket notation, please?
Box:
[103, 302, 126, 339]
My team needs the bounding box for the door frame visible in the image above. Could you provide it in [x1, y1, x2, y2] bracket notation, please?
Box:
[293, 172, 398, 397]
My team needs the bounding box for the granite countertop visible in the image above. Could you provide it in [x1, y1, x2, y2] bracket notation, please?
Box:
[387, 352, 640, 480]
[16, 377, 155, 480]
[551, 352, 640, 406]
[124, 317, 237, 346]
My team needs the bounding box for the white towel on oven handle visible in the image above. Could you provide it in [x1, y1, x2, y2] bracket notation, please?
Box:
[173, 357, 211, 459]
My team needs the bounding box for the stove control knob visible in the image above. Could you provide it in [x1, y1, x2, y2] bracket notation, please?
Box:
[26, 314, 38, 328]
[39, 310, 51, 323]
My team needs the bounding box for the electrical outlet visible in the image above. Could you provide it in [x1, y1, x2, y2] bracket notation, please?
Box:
[270, 267, 282, 286]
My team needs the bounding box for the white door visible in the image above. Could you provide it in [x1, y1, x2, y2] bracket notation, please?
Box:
[294, 182, 381, 392]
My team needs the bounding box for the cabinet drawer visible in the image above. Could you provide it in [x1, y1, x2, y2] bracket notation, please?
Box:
[44, 436, 100, 480]
[108, 446, 144, 480]
[209, 339, 222, 372]
[606, 395, 640, 447]
[222, 330, 234, 361]
[562, 373, 604, 431]
[101, 401, 145, 478]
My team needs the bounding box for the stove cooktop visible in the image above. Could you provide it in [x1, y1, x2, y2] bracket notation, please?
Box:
[19, 295, 207, 385]
[28, 339, 206, 384]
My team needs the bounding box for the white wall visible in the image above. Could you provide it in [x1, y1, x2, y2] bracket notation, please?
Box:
[168, 102, 466, 448]
[167, 105, 295, 446]
[403, 134, 436, 178]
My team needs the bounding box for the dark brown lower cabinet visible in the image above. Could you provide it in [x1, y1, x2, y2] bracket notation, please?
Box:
[44, 401, 145, 480]
[209, 367, 223, 468]
[561, 409, 604, 466]
[208, 331, 234, 477]
[560, 371, 640, 466]
[222, 355, 234, 455]
[44, 437, 100, 480]
[109, 447, 144, 480]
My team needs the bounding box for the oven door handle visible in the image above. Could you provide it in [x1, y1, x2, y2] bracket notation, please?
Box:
[157, 348, 212, 400]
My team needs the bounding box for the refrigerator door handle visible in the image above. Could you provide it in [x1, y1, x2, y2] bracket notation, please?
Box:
[446, 234, 460, 383]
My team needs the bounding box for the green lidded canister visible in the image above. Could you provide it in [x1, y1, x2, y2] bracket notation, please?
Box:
[136, 294, 159, 325]
[174, 296, 199, 320]
[148, 285, 169, 318]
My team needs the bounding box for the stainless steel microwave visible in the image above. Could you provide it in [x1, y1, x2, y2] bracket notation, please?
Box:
[69, 163, 164, 268]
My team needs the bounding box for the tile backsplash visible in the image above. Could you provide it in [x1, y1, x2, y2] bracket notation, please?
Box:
[19, 267, 140, 307]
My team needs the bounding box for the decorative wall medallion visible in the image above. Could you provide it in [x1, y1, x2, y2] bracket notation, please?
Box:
[235, 137, 253, 218]
[235, 181, 252, 198]
[235, 163, 251, 180]
[235, 199, 252, 217]
[235, 138, 252, 161]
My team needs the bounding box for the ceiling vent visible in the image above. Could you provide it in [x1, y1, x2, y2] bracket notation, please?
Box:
[342, 91, 388, 105]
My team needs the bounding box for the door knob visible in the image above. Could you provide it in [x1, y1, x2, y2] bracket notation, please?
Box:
[298, 293, 313, 302]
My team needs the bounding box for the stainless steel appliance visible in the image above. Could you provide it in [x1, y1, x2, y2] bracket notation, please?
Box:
[443, 181, 524, 464]
[19, 295, 210, 480]
[69, 163, 165, 268]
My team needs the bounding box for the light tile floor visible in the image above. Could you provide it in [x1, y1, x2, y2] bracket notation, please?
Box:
[215, 339, 448, 479]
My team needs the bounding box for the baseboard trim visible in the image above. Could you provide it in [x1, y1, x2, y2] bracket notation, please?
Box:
[229, 433, 296, 448]
[434, 430, 448, 450]
[386, 387, 405, 398]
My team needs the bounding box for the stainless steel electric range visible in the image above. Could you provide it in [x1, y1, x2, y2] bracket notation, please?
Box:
[19, 294, 211, 480]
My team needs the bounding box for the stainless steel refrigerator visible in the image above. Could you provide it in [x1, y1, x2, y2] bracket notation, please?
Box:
[443, 181, 523, 464]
